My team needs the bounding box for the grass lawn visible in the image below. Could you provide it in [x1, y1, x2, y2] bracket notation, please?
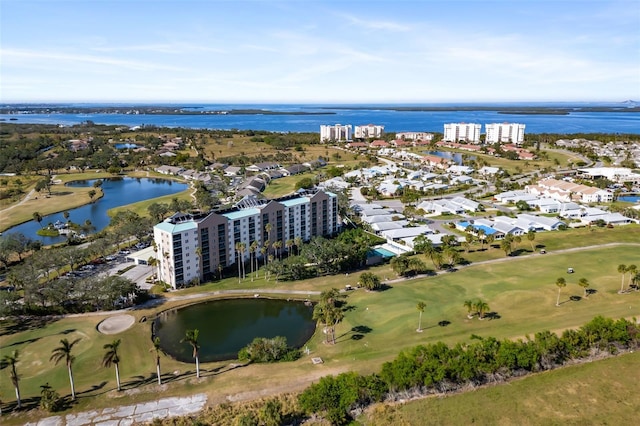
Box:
[362, 350, 640, 425]
[1, 239, 639, 424]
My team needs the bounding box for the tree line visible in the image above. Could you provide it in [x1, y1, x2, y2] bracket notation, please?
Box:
[298, 315, 640, 425]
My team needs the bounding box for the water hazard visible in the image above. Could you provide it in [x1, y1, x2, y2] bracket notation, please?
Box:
[153, 298, 316, 362]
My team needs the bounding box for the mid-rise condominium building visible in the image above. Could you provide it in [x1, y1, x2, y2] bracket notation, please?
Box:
[153, 190, 340, 289]
[354, 124, 385, 139]
[320, 124, 352, 142]
[395, 132, 434, 141]
[444, 123, 481, 143]
[485, 123, 526, 144]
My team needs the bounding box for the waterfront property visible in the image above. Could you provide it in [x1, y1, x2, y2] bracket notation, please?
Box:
[485, 122, 526, 144]
[444, 122, 482, 143]
[154, 189, 340, 288]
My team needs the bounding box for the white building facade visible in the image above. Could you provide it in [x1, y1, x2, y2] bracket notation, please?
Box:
[395, 132, 434, 141]
[153, 190, 340, 289]
[444, 123, 481, 143]
[485, 123, 526, 144]
[354, 124, 384, 139]
[320, 124, 352, 142]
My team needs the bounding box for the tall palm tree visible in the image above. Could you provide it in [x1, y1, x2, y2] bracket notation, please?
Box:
[102, 339, 122, 391]
[182, 329, 201, 378]
[0, 350, 21, 409]
[618, 264, 627, 293]
[294, 236, 303, 256]
[50, 338, 81, 400]
[260, 245, 268, 277]
[578, 277, 590, 298]
[477, 229, 486, 250]
[416, 302, 426, 332]
[555, 277, 566, 306]
[273, 241, 282, 261]
[264, 223, 273, 252]
[150, 337, 162, 385]
[238, 242, 246, 280]
[249, 241, 258, 281]
[285, 239, 294, 258]
[527, 230, 536, 252]
[235, 242, 243, 284]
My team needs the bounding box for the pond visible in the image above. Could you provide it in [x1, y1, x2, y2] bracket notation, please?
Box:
[5, 177, 188, 244]
[153, 298, 316, 363]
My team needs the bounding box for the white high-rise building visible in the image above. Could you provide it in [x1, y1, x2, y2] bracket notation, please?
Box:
[485, 123, 526, 144]
[444, 123, 481, 143]
[320, 124, 352, 142]
[354, 124, 384, 139]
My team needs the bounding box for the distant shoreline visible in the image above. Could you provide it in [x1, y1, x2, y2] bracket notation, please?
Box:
[1, 105, 638, 116]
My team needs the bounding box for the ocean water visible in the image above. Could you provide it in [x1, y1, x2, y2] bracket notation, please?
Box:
[1, 103, 638, 133]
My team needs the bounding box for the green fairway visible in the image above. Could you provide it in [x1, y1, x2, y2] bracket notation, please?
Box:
[1, 243, 639, 424]
[362, 350, 640, 425]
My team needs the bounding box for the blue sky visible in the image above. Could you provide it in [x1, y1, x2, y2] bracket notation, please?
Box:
[1, 0, 638, 103]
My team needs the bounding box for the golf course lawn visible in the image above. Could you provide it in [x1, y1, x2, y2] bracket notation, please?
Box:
[361, 350, 640, 425]
[1, 244, 639, 424]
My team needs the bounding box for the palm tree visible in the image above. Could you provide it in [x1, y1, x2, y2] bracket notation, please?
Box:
[285, 239, 294, 258]
[88, 189, 96, 202]
[102, 339, 122, 391]
[182, 329, 200, 378]
[294, 236, 303, 256]
[264, 223, 273, 251]
[626, 265, 637, 292]
[555, 277, 567, 306]
[486, 234, 495, 249]
[0, 350, 21, 409]
[273, 240, 282, 261]
[578, 277, 590, 298]
[618, 264, 627, 293]
[474, 300, 490, 319]
[416, 302, 426, 332]
[500, 238, 512, 256]
[463, 299, 475, 319]
[150, 337, 162, 385]
[235, 242, 243, 284]
[527, 230, 536, 252]
[50, 338, 81, 400]
[477, 229, 486, 250]
[249, 241, 258, 281]
[238, 242, 246, 280]
[260, 245, 267, 277]
[63, 211, 70, 223]
[33, 211, 43, 229]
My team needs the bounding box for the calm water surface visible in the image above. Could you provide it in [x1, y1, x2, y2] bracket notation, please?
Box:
[2, 103, 638, 133]
[154, 298, 316, 362]
[4, 177, 188, 244]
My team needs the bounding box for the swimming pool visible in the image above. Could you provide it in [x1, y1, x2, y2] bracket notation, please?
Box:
[370, 247, 396, 258]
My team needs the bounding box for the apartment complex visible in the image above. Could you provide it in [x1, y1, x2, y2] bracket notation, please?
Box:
[320, 124, 352, 142]
[153, 190, 340, 289]
[354, 124, 385, 139]
[485, 123, 526, 144]
[444, 123, 482, 143]
[395, 132, 434, 141]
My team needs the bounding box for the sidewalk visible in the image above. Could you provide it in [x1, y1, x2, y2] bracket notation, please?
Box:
[25, 394, 207, 426]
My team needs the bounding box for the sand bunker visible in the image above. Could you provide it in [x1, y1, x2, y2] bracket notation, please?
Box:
[98, 314, 136, 334]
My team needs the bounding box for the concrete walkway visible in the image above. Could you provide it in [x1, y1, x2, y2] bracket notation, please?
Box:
[25, 394, 207, 426]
